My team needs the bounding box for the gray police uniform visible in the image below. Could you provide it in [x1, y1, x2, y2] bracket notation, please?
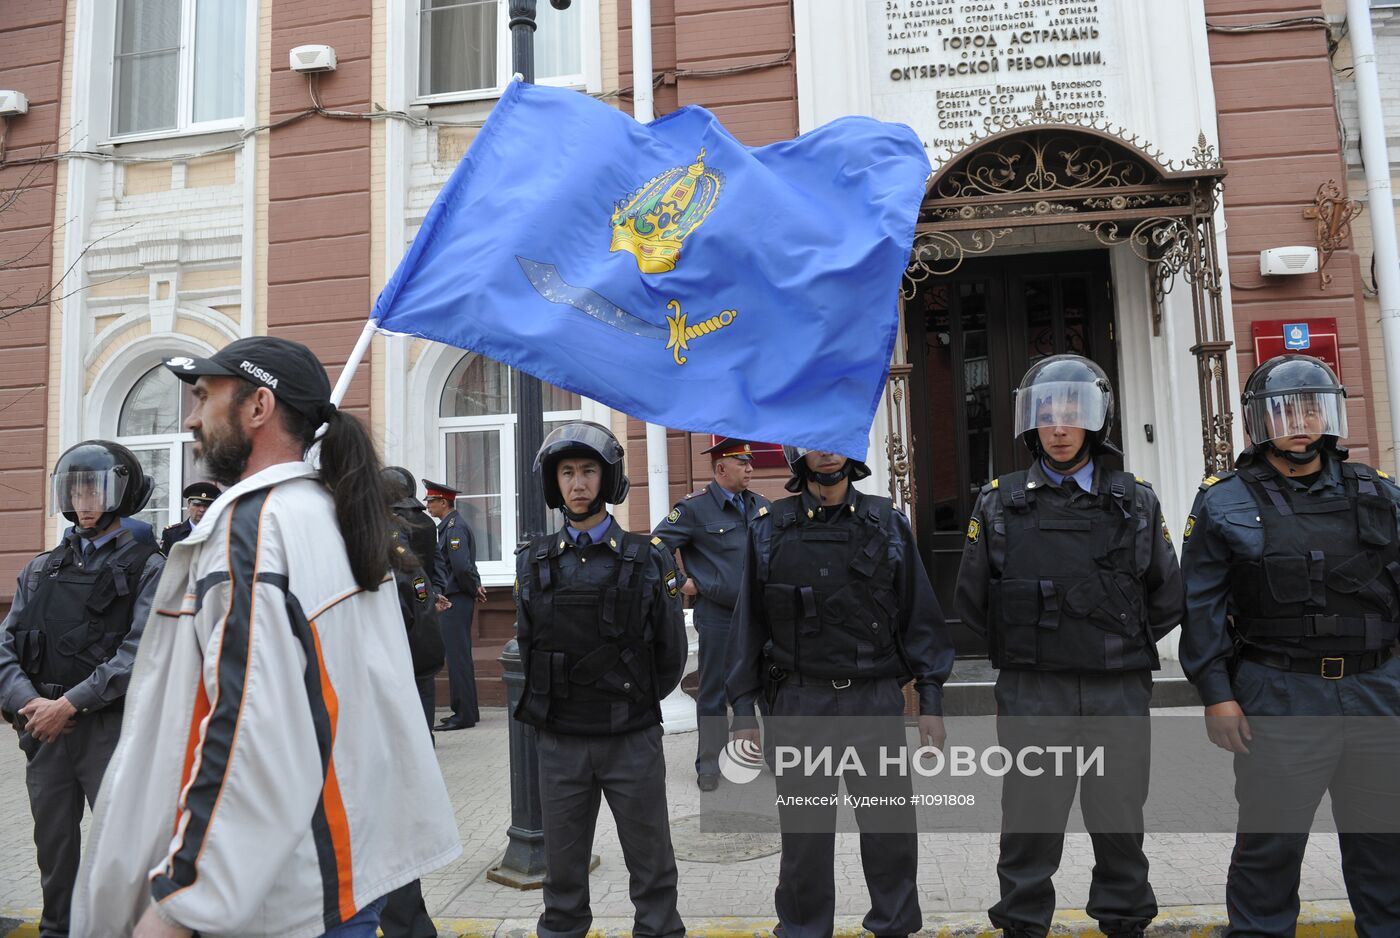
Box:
[652, 483, 772, 778]
[514, 516, 687, 938]
[728, 487, 953, 938]
[1180, 452, 1400, 936]
[159, 517, 193, 555]
[0, 528, 163, 938]
[956, 459, 1184, 938]
[436, 508, 481, 726]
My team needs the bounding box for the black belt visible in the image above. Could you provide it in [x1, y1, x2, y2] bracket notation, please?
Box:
[1238, 645, 1395, 680]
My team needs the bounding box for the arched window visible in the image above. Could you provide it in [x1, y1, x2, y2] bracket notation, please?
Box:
[438, 353, 581, 574]
[117, 364, 200, 532]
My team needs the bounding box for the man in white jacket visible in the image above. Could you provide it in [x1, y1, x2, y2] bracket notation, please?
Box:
[72, 336, 460, 938]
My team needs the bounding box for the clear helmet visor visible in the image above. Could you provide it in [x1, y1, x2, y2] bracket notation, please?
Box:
[1013, 381, 1109, 437]
[51, 467, 129, 517]
[1246, 391, 1348, 444]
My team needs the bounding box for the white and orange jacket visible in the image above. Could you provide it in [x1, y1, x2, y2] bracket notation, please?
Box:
[73, 461, 461, 937]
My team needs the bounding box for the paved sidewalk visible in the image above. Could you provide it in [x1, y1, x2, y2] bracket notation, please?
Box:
[0, 706, 1355, 932]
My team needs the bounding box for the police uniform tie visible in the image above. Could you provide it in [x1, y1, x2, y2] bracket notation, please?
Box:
[1063, 477, 1082, 496]
[576, 531, 592, 548]
[735, 493, 747, 518]
[80, 540, 94, 563]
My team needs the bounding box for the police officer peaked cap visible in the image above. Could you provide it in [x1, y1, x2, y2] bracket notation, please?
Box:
[182, 481, 221, 504]
[534, 421, 630, 508]
[703, 437, 755, 462]
[422, 479, 459, 500]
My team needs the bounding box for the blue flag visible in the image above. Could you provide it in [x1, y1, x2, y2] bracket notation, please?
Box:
[371, 81, 930, 458]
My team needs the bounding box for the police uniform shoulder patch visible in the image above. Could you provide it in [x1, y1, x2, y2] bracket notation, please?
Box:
[666, 507, 681, 524]
[412, 576, 428, 603]
[966, 518, 981, 543]
[1183, 514, 1197, 540]
[1161, 520, 1172, 546]
[449, 535, 462, 551]
[665, 570, 680, 598]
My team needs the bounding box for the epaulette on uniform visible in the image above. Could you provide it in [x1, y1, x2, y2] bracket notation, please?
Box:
[979, 477, 1001, 495]
[651, 535, 664, 546]
[1134, 475, 1154, 489]
[684, 487, 706, 500]
[756, 505, 769, 518]
[1199, 471, 1236, 492]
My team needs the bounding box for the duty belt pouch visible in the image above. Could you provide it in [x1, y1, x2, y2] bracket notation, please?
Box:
[1263, 555, 1315, 605]
[520, 652, 555, 724]
[1357, 495, 1396, 547]
[995, 579, 1045, 665]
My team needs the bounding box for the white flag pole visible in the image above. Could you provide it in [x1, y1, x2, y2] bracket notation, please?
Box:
[330, 319, 379, 407]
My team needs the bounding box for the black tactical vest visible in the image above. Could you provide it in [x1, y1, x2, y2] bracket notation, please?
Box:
[10, 538, 158, 693]
[516, 530, 659, 735]
[1228, 462, 1400, 654]
[759, 495, 906, 680]
[988, 470, 1158, 671]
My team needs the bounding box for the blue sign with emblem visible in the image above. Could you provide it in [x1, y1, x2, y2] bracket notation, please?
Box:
[1284, 323, 1311, 350]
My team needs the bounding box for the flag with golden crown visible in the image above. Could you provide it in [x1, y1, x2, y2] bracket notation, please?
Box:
[371, 81, 930, 459]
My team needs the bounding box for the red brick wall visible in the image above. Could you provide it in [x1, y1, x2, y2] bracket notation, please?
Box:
[1206, 0, 1379, 463]
[0, 0, 66, 603]
[267, 0, 374, 422]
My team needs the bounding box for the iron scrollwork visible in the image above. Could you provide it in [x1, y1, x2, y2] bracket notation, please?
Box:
[903, 228, 1014, 297]
[1302, 179, 1364, 290]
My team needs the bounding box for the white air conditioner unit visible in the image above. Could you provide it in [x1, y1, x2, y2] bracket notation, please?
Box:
[1260, 246, 1319, 276]
[0, 90, 29, 117]
[289, 45, 337, 74]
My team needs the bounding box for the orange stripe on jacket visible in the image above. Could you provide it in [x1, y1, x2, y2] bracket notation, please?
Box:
[174, 681, 213, 836]
[309, 619, 355, 922]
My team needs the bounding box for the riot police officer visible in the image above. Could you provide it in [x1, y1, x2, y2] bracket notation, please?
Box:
[381, 466, 446, 938]
[0, 440, 163, 938]
[514, 421, 687, 938]
[955, 355, 1184, 938]
[424, 478, 483, 730]
[158, 480, 220, 554]
[727, 444, 953, 938]
[1180, 354, 1400, 935]
[652, 437, 772, 791]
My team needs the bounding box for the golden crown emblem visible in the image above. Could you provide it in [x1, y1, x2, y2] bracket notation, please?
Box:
[610, 149, 723, 274]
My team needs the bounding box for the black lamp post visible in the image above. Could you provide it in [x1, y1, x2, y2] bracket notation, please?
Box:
[488, 0, 576, 890]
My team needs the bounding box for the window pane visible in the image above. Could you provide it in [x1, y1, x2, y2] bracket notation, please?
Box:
[114, 0, 180, 135]
[120, 365, 190, 436]
[446, 429, 503, 561]
[543, 383, 580, 413]
[441, 353, 512, 417]
[118, 0, 180, 54]
[193, 0, 246, 123]
[420, 0, 497, 95]
[129, 447, 172, 532]
[535, 0, 581, 80]
[115, 51, 179, 135]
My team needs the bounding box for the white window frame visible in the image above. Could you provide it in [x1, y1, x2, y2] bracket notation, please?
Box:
[119, 435, 197, 529]
[107, 0, 251, 143]
[412, 0, 601, 105]
[438, 401, 584, 581]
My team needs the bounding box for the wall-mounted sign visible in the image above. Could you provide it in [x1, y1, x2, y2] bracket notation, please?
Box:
[1251, 318, 1341, 381]
[868, 0, 1124, 157]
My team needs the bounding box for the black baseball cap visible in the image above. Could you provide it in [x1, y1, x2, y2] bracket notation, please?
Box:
[164, 336, 335, 423]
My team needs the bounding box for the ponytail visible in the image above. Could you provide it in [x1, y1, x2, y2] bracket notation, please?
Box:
[285, 406, 393, 591]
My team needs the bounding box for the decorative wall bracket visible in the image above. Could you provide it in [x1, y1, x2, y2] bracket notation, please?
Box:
[1302, 179, 1363, 289]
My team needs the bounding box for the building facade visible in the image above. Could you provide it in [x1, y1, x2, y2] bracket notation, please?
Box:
[0, 0, 1386, 700]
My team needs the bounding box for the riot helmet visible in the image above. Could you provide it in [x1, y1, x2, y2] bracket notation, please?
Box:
[50, 440, 153, 538]
[534, 421, 629, 520]
[1013, 354, 1115, 470]
[1241, 354, 1347, 465]
[781, 445, 872, 494]
[381, 465, 418, 505]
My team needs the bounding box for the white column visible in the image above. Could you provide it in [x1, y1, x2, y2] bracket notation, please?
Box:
[1349, 0, 1400, 472]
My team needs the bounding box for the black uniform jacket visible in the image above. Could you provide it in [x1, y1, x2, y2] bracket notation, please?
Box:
[514, 517, 689, 701]
[1179, 451, 1400, 706]
[726, 485, 954, 719]
[954, 458, 1185, 652]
